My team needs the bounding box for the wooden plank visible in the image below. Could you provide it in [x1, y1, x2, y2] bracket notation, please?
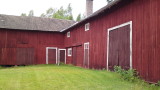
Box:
[48, 49, 57, 64]
[59, 50, 65, 63]
[72, 47, 77, 65]
[16, 48, 34, 65]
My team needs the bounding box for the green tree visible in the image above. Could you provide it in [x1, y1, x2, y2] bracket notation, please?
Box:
[76, 13, 81, 21]
[40, 4, 73, 20]
[21, 13, 27, 16]
[40, 13, 45, 17]
[53, 4, 73, 20]
[21, 4, 74, 20]
[28, 10, 34, 16]
[41, 8, 55, 18]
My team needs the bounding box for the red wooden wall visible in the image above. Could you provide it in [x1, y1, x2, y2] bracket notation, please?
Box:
[64, 0, 160, 82]
[0, 29, 64, 65]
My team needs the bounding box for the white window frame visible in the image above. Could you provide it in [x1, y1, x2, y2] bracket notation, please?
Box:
[46, 47, 58, 64]
[84, 42, 89, 68]
[85, 23, 90, 31]
[58, 49, 66, 64]
[67, 31, 70, 37]
[107, 21, 132, 70]
[68, 48, 72, 56]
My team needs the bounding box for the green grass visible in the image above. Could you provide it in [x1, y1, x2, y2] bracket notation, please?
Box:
[0, 64, 159, 90]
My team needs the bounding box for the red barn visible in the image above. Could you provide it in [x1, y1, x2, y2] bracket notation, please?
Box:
[0, 0, 160, 83]
[0, 15, 75, 65]
[63, 0, 160, 83]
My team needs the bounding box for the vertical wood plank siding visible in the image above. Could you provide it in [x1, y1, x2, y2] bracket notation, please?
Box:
[64, 0, 160, 82]
[0, 29, 64, 65]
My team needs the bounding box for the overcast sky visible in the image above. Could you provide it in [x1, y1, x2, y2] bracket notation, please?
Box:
[0, 0, 107, 19]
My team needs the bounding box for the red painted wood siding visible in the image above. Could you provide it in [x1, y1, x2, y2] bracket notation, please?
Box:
[0, 29, 64, 65]
[64, 0, 160, 82]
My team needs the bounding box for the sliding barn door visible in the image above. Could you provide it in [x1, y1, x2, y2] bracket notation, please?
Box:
[108, 25, 130, 70]
[16, 48, 34, 65]
[84, 42, 89, 68]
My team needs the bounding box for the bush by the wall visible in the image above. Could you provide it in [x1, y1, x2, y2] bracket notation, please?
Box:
[157, 81, 160, 86]
[114, 66, 139, 82]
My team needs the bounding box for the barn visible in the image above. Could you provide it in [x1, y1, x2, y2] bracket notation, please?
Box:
[62, 0, 160, 83]
[0, 15, 75, 65]
[0, 0, 160, 83]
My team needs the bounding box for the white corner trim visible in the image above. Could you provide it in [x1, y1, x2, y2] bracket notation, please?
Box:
[107, 21, 132, 70]
[46, 47, 58, 64]
[84, 42, 90, 68]
[58, 49, 66, 64]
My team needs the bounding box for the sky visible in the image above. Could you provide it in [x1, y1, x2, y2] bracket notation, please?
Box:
[0, 0, 107, 19]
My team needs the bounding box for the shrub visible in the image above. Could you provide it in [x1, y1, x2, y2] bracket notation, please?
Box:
[114, 66, 138, 82]
[157, 81, 160, 86]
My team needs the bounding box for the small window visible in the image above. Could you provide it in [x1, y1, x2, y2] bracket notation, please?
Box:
[85, 23, 90, 31]
[67, 31, 70, 37]
[84, 42, 89, 49]
[68, 48, 72, 56]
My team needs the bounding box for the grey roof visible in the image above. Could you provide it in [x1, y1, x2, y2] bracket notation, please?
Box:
[0, 14, 76, 32]
[61, 0, 122, 32]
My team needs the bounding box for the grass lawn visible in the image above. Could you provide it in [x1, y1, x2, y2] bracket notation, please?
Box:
[0, 64, 159, 90]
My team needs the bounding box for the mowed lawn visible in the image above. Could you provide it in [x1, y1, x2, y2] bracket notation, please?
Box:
[0, 65, 159, 90]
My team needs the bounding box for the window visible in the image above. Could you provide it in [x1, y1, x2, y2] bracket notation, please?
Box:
[67, 31, 70, 37]
[84, 42, 89, 49]
[85, 23, 90, 31]
[68, 48, 72, 56]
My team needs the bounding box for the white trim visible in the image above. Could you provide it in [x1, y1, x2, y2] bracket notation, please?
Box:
[46, 47, 58, 64]
[58, 49, 66, 65]
[84, 42, 90, 68]
[107, 21, 132, 70]
[85, 23, 90, 31]
[68, 48, 72, 56]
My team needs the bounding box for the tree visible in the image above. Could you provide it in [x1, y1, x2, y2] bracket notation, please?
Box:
[76, 13, 81, 21]
[106, 0, 114, 3]
[21, 13, 27, 16]
[52, 4, 73, 20]
[21, 4, 74, 20]
[40, 13, 45, 17]
[28, 10, 34, 16]
[41, 8, 55, 18]
[40, 4, 73, 20]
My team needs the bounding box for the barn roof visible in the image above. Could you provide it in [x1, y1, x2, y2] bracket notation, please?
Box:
[0, 14, 76, 32]
[61, 0, 122, 32]
[0, 0, 122, 32]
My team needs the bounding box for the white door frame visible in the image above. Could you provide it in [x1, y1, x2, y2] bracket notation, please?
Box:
[84, 42, 90, 68]
[46, 47, 58, 64]
[107, 21, 132, 70]
[58, 49, 66, 64]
